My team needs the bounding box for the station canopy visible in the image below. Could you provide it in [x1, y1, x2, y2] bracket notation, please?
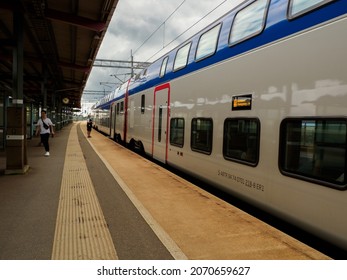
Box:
[0, 0, 119, 108]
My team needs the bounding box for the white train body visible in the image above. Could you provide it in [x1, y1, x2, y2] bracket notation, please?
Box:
[93, 0, 347, 250]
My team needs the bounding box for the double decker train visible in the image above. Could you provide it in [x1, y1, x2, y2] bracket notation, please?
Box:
[92, 0, 347, 251]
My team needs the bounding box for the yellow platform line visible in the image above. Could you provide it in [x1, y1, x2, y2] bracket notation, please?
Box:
[51, 124, 118, 260]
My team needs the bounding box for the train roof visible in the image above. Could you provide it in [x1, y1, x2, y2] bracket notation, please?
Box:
[95, 0, 346, 110]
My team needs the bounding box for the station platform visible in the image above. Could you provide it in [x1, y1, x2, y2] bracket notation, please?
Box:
[0, 122, 331, 260]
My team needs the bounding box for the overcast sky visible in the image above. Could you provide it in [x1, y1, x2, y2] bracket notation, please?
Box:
[83, 0, 244, 98]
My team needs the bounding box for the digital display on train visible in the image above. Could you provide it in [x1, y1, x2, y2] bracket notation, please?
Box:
[232, 94, 252, 111]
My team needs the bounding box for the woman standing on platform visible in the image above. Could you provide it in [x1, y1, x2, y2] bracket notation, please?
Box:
[35, 110, 54, 156]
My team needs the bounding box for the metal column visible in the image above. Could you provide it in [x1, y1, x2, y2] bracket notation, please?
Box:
[5, 5, 29, 174]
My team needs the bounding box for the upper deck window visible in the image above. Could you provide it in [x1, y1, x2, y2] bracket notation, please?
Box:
[160, 56, 169, 78]
[195, 24, 221, 61]
[173, 43, 191, 71]
[288, 0, 334, 19]
[229, 0, 269, 46]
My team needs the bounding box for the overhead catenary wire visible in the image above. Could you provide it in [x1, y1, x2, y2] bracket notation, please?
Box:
[132, 0, 228, 63]
[133, 0, 187, 56]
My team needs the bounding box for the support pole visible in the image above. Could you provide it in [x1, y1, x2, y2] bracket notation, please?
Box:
[6, 5, 29, 174]
[42, 66, 48, 110]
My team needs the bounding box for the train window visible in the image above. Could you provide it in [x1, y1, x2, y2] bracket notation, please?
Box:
[116, 102, 120, 115]
[191, 118, 213, 155]
[120, 101, 124, 113]
[288, 0, 334, 19]
[229, 0, 269, 46]
[141, 94, 145, 114]
[195, 24, 221, 61]
[160, 57, 169, 78]
[170, 118, 185, 147]
[223, 118, 260, 166]
[158, 107, 163, 142]
[173, 43, 191, 72]
[280, 119, 347, 189]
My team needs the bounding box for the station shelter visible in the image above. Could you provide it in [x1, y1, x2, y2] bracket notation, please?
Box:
[0, 0, 119, 173]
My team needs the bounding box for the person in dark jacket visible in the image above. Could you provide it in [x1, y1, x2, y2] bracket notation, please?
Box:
[87, 117, 93, 138]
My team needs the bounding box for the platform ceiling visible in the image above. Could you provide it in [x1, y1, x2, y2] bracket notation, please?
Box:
[0, 0, 119, 108]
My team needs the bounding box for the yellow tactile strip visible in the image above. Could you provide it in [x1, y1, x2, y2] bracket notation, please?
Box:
[51, 124, 118, 260]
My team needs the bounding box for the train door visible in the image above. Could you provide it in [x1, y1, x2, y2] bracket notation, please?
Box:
[115, 101, 125, 143]
[110, 102, 116, 140]
[152, 84, 170, 163]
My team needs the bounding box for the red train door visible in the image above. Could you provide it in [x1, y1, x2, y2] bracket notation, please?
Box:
[152, 83, 170, 163]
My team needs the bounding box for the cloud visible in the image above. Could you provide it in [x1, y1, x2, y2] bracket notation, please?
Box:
[84, 0, 244, 96]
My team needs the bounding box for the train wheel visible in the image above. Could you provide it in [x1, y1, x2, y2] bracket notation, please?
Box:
[128, 139, 135, 150]
[138, 141, 145, 155]
[115, 134, 121, 143]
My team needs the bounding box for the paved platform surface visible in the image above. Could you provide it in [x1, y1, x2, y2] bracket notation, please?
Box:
[0, 122, 331, 260]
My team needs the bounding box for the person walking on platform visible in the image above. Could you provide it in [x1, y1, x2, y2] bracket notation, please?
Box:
[87, 117, 93, 138]
[35, 110, 54, 156]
